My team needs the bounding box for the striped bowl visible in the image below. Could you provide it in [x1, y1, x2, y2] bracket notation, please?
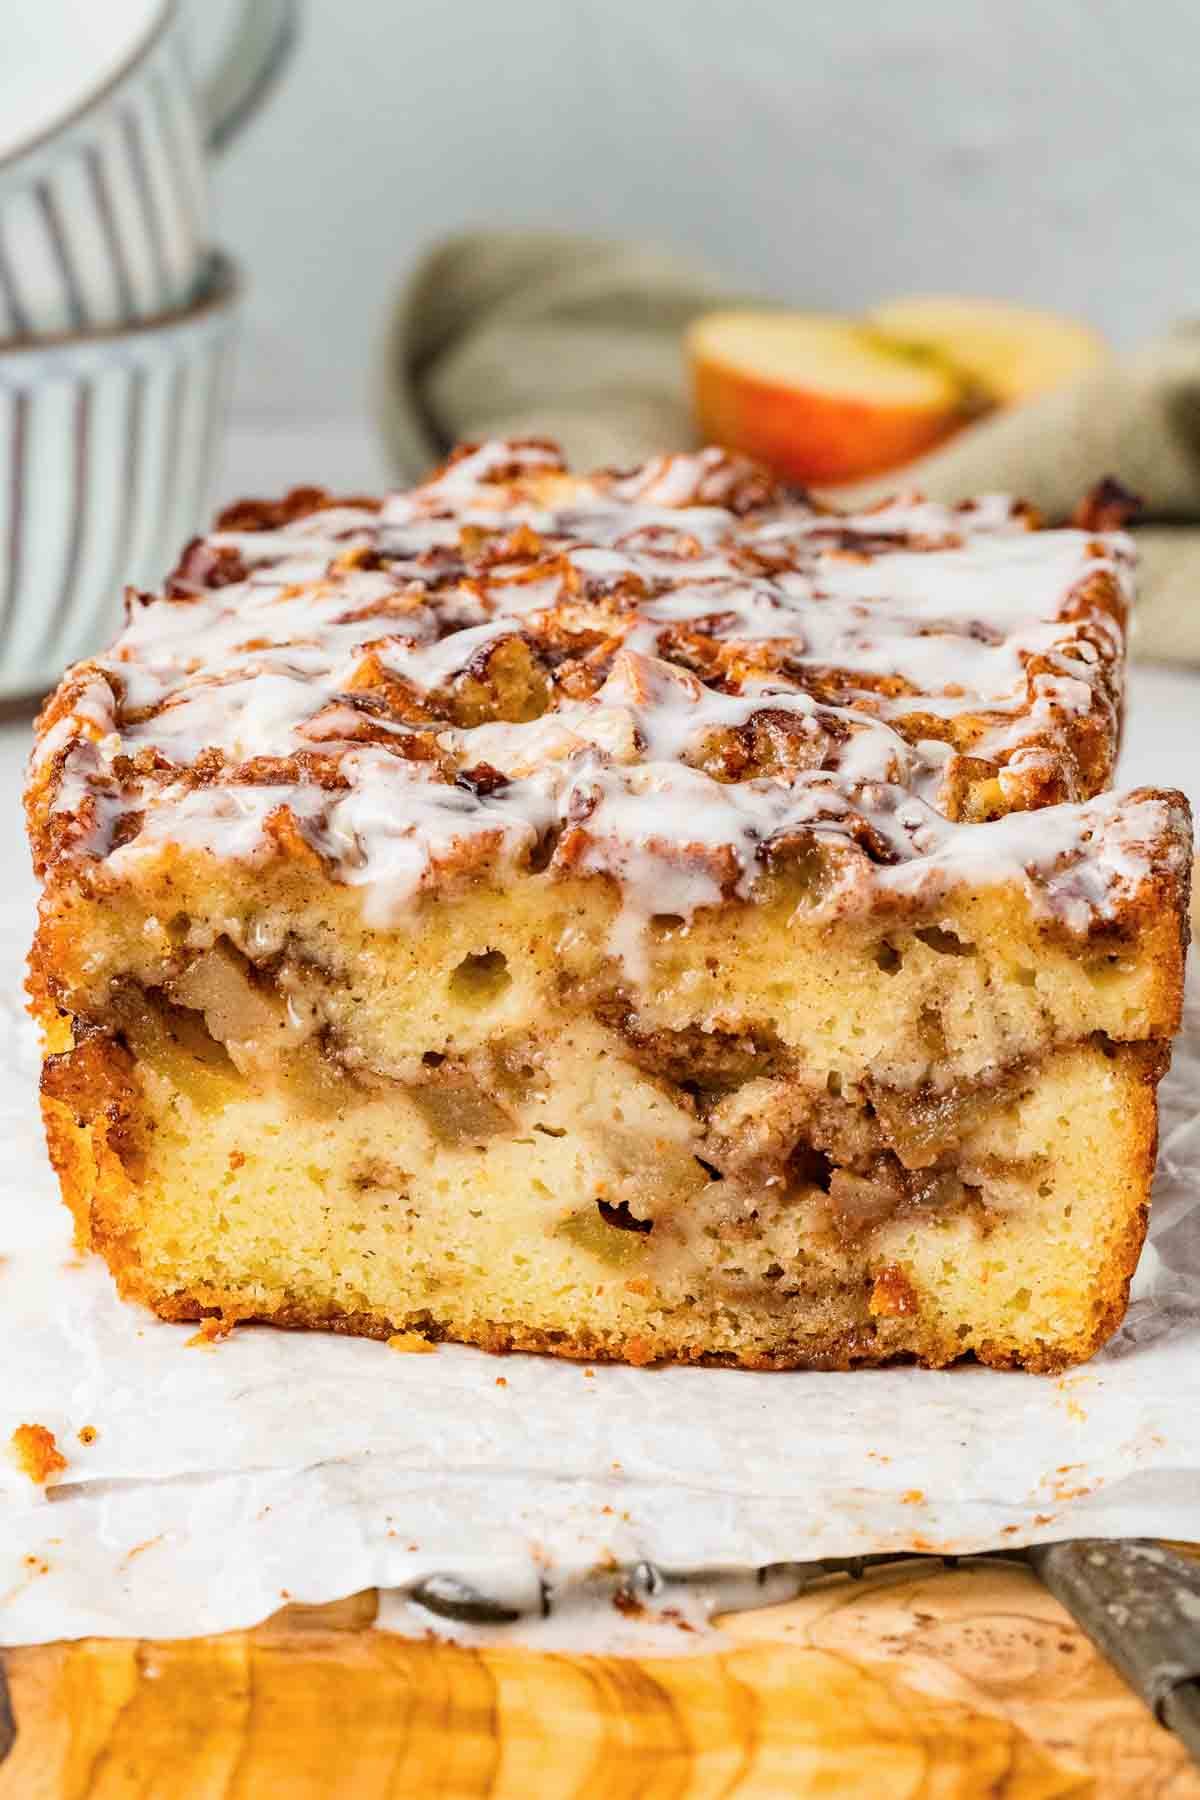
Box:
[0, 250, 239, 700]
[0, 6, 204, 338]
[0, 1, 295, 339]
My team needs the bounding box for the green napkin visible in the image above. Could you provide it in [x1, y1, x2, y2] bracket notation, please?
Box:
[379, 231, 1200, 663]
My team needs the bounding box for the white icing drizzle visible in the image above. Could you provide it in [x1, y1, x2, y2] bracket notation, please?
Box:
[31, 438, 1183, 951]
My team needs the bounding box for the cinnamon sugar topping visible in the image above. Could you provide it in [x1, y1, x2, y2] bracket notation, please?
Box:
[28, 440, 1189, 941]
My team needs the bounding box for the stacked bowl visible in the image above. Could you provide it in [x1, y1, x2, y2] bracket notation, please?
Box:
[0, 0, 295, 697]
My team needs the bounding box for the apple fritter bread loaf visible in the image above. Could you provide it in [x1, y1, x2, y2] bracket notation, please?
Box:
[26, 440, 1192, 1370]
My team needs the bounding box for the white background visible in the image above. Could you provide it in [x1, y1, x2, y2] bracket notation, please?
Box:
[202, 0, 1197, 446]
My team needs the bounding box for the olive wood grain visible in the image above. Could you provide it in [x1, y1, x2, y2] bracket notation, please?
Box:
[3, 1557, 1198, 1797]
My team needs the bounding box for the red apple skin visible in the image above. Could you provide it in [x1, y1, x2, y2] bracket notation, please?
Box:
[690, 355, 968, 487]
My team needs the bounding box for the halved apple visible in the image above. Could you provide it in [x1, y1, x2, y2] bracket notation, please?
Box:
[686, 311, 975, 486]
[867, 296, 1108, 407]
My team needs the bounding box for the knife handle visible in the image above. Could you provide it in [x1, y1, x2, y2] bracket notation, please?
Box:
[1029, 1539, 1200, 1765]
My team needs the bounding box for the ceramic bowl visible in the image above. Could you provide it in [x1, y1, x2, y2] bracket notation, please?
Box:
[0, 0, 293, 336]
[0, 250, 240, 700]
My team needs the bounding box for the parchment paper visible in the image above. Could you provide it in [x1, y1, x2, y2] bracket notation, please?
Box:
[1, 867, 1197, 1647]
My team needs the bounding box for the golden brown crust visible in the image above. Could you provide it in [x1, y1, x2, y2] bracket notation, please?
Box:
[86, 1253, 1149, 1377]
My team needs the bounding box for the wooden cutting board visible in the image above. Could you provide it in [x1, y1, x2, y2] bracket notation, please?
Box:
[3, 1555, 1198, 1797]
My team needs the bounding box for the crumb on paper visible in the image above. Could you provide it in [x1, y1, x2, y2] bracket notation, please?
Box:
[901, 1490, 925, 1505]
[77, 1425, 98, 1446]
[495, 1376, 507, 1387]
[584, 1368, 595, 1379]
[228, 1150, 245, 1171]
[387, 1332, 435, 1355]
[612, 1586, 644, 1618]
[1043, 1461, 1096, 1503]
[10, 1423, 67, 1486]
[1034, 1513, 1056, 1526]
[124, 1535, 164, 1563]
[187, 1317, 234, 1348]
[22, 1555, 49, 1576]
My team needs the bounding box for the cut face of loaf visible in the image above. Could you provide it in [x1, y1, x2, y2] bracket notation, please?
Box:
[25, 438, 1192, 1370]
[31, 789, 1189, 1373]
